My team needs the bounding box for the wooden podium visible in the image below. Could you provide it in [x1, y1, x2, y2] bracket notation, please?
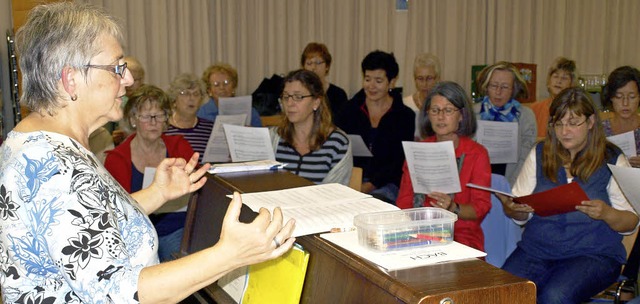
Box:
[181, 171, 536, 304]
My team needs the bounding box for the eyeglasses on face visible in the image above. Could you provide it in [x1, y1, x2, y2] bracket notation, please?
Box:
[85, 62, 127, 78]
[487, 83, 512, 92]
[550, 119, 587, 130]
[179, 90, 202, 98]
[280, 93, 313, 103]
[212, 80, 232, 88]
[612, 93, 639, 103]
[415, 75, 436, 82]
[305, 60, 325, 67]
[137, 113, 168, 123]
[427, 107, 459, 116]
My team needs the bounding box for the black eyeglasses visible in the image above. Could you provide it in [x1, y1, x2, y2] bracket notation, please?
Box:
[280, 94, 313, 103]
[85, 62, 128, 78]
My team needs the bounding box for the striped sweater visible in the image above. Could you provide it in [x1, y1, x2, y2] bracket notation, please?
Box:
[270, 128, 352, 185]
[165, 118, 214, 163]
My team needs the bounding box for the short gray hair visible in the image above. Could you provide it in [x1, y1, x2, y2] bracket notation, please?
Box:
[15, 2, 123, 115]
[168, 73, 207, 104]
[414, 53, 442, 78]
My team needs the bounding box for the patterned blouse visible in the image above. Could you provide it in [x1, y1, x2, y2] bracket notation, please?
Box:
[0, 131, 158, 304]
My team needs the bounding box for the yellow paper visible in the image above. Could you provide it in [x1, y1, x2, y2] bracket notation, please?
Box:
[242, 244, 309, 304]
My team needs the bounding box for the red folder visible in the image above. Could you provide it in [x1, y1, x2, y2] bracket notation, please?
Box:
[513, 182, 589, 217]
[466, 182, 589, 217]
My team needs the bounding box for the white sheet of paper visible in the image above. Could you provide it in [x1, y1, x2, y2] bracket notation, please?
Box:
[202, 114, 247, 164]
[142, 167, 188, 213]
[607, 131, 637, 157]
[347, 134, 373, 157]
[320, 231, 486, 271]
[476, 120, 519, 164]
[223, 124, 275, 162]
[402, 141, 461, 194]
[142, 167, 155, 189]
[218, 95, 253, 126]
[608, 164, 640, 214]
[233, 183, 399, 237]
[217, 266, 248, 303]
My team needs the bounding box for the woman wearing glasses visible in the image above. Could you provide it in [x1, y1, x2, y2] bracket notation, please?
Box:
[403, 53, 442, 140]
[197, 63, 263, 127]
[601, 66, 640, 168]
[497, 88, 638, 303]
[270, 69, 352, 185]
[165, 73, 214, 164]
[396, 81, 491, 251]
[105, 84, 194, 262]
[474, 61, 537, 185]
[0, 3, 295, 303]
[301, 42, 349, 121]
[527, 57, 577, 138]
[336, 50, 415, 203]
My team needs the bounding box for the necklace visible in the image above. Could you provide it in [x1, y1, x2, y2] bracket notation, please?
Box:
[171, 113, 198, 129]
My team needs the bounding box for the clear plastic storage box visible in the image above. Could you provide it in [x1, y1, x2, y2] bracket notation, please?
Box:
[353, 207, 458, 252]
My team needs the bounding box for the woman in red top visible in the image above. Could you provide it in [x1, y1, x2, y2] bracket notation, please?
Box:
[396, 81, 491, 251]
[105, 84, 195, 262]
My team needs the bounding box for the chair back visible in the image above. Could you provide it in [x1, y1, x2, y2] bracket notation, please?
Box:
[481, 174, 524, 268]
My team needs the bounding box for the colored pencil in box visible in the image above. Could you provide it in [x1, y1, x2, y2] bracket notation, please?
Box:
[408, 234, 448, 242]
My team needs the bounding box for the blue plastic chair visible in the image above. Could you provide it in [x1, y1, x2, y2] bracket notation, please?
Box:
[480, 174, 523, 268]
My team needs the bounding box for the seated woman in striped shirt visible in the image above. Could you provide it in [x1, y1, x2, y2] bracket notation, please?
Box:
[165, 73, 214, 164]
[270, 69, 353, 185]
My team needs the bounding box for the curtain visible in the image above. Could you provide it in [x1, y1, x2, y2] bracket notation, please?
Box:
[79, 0, 640, 102]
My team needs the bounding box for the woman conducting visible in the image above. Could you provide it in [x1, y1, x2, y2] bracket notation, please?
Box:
[104, 84, 194, 262]
[498, 88, 638, 303]
[270, 69, 352, 185]
[0, 3, 295, 303]
[396, 81, 491, 251]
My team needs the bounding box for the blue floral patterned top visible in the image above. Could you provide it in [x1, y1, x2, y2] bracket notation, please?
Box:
[0, 131, 158, 304]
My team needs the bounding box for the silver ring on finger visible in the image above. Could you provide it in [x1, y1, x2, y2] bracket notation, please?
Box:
[273, 237, 281, 248]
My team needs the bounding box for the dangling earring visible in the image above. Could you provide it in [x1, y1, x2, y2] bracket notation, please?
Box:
[71, 94, 78, 101]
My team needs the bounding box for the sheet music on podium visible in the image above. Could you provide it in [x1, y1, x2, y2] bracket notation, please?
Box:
[402, 141, 461, 194]
[234, 183, 399, 237]
[202, 114, 247, 163]
[476, 120, 518, 164]
[219, 95, 253, 126]
[223, 124, 275, 162]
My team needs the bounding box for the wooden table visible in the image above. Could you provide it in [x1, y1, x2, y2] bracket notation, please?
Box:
[180, 171, 536, 304]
